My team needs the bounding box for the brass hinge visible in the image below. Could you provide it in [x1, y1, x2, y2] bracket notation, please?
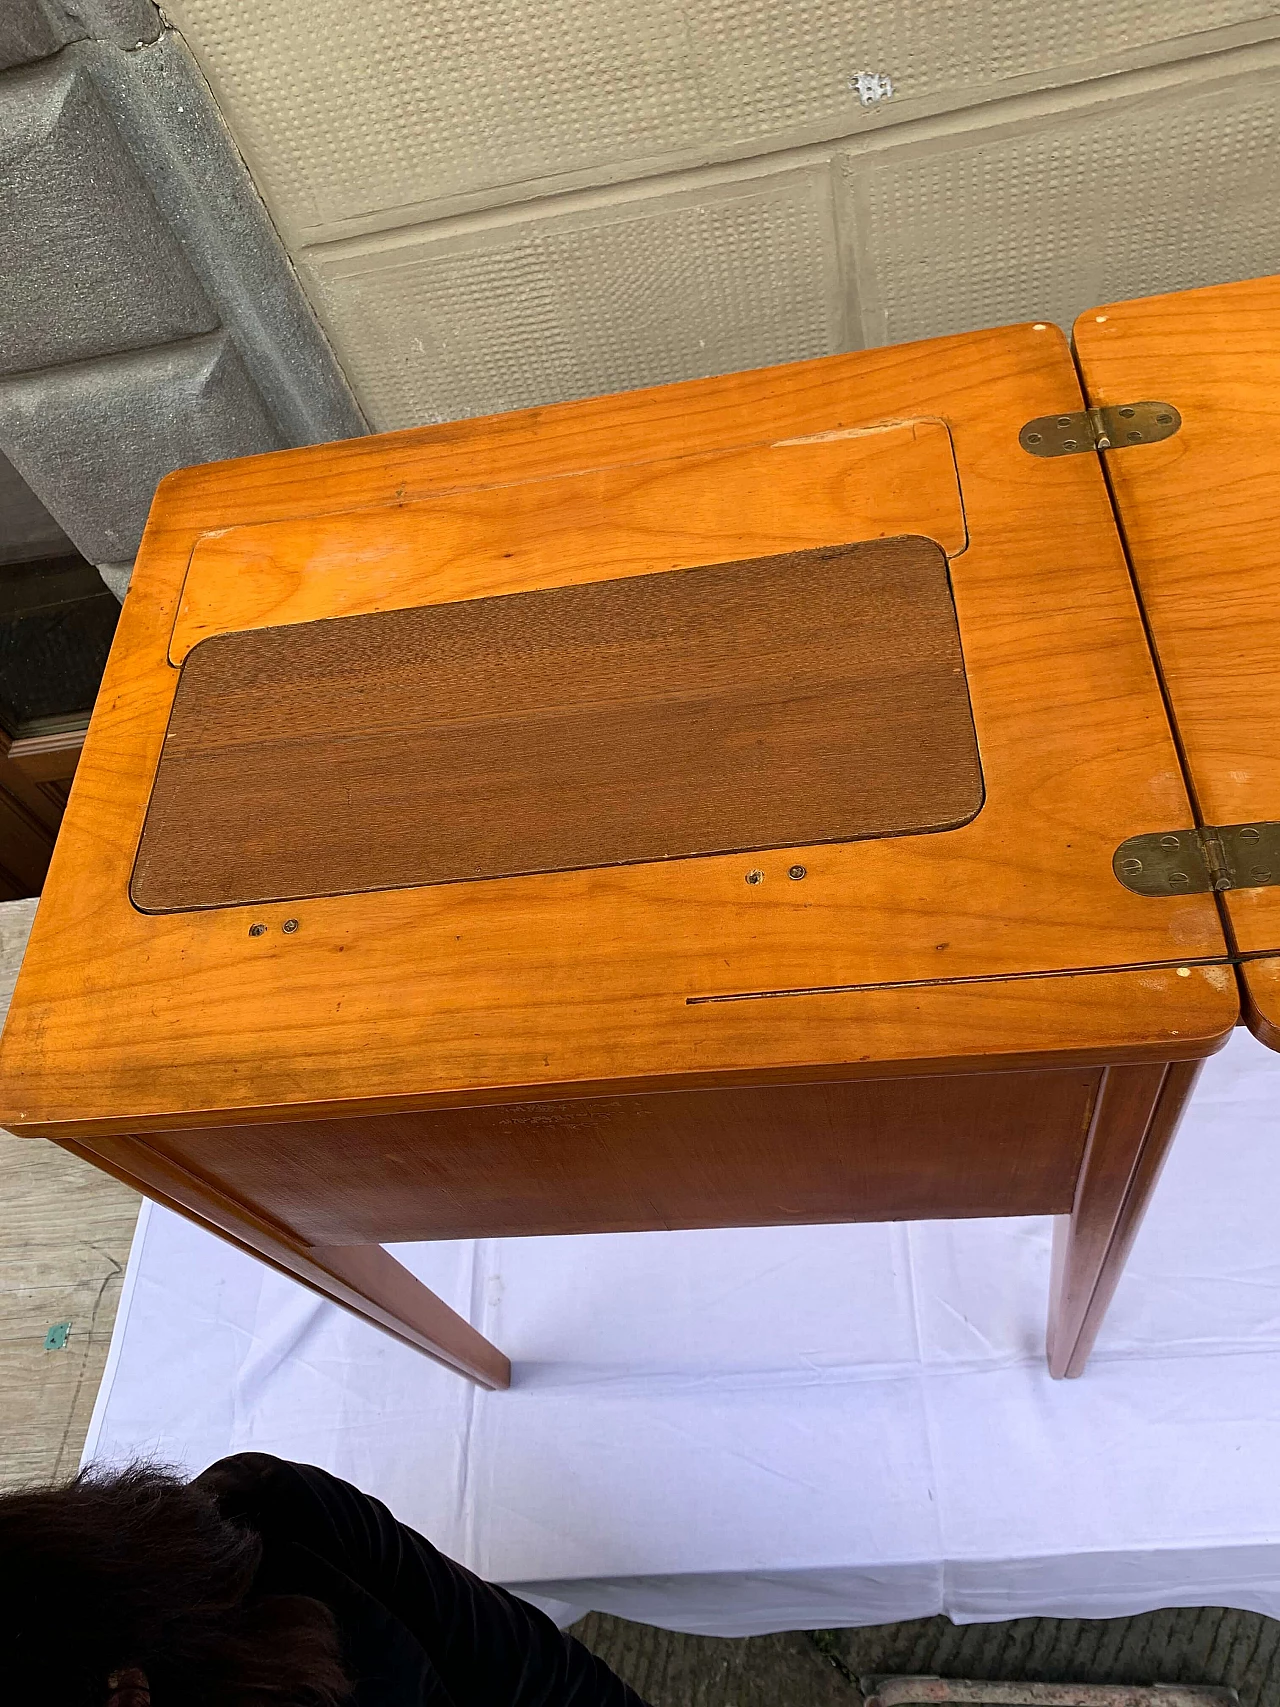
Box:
[1114, 822, 1280, 896]
[1020, 401, 1181, 457]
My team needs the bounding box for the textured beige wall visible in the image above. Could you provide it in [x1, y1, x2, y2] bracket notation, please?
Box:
[164, 1, 1280, 429]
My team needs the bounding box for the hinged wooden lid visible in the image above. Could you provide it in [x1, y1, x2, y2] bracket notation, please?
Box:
[0, 326, 1235, 1135]
[1075, 273, 1280, 1049]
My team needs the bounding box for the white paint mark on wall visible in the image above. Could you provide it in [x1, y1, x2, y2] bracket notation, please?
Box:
[849, 71, 894, 107]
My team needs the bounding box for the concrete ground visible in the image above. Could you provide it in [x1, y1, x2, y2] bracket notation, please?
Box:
[3, 1130, 1278, 1705]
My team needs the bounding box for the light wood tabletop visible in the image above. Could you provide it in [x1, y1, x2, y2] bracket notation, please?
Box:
[0, 308, 1259, 1385]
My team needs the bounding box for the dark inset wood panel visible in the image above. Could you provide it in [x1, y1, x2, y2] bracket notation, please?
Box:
[152, 1066, 1101, 1245]
[131, 536, 982, 911]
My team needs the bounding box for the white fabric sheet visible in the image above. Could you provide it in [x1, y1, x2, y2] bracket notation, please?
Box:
[84, 1029, 1280, 1636]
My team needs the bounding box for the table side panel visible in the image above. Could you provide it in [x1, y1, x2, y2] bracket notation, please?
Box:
[144, 1067, 1105, 1244]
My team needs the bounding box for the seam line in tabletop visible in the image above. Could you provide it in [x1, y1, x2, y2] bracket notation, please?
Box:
[685, 953, 1269, 1004]
[1069, 321, 1244, 977]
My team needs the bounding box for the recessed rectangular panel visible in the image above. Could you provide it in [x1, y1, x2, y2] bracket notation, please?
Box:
[132, 535, 982, 911]
[149, 1066, 1099, 1245]
[169, 418, 968, 663]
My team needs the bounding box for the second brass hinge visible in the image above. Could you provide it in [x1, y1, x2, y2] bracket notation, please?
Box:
[1020, 401, 1181, 457]
[1114, 823, 1280, 896]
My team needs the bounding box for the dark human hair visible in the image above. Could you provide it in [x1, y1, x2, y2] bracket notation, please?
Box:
[0, 1461, 350, 1707]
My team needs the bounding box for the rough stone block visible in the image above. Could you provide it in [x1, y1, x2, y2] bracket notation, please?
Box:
[0, 55, 216, 374]
[0, 333, 284, 562]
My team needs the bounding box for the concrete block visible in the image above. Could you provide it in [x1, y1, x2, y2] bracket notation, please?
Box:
[0, 333, 284, 563]
[1, 0, 160, 71]
[0, 56, 216, 373]
[0, 2, 63, 75]
[95, 562, 133, 602]
[0, 451, 73, 567]
[55, 0, 162, 48]
[79, 32, 367, 445]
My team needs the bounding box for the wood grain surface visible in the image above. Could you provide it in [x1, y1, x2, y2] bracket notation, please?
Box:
[0, 325, 1236, 1136]
[133, 538, 982, 909]
[7, 726, 86, 784]
[62, 1131, 510, 1387]
[1241, 954, 1280, 1051]
[147, 1066, 1102, 1244]
[1047, 1058, 1203, 1378]
[0, 729, 63, 898]
[168, 418, 967, 662]
[1074, 275, 1280, 1046]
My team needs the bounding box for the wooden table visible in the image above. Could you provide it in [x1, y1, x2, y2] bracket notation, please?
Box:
[5, 278, 1277, 1389]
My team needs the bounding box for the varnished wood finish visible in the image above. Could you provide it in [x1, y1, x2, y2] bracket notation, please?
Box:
[1241, 955, 1280, 1051]
[61, 1132, 510, 1389]
[149, 1067, 1102, 1244]
[8, 725, 86, 785]
[134, 538, 982, 910]
[1046, 1059, 1203, 1379]
[0, 729, 63, 898]
[0, 327, 1235, 1135]
[1074, 276, 1280, 1043]
[169, 418, 968, 662]
[0, 319, 1248, 1380]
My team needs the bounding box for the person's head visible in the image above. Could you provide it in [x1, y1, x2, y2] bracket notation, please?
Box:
[0, 1461, 349, 1706]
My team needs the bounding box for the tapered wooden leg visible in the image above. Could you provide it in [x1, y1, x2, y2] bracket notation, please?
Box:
[59, 1133, 511, 1390]
[1046, 1058, 1205, 1379]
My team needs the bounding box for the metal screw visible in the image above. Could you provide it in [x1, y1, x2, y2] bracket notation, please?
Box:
[745, 869, 764, 886]
[1056, 416, 1071, 427]
[1119, 406, 1135, 418]
[1025, 431, 1042, 444]
[248, 923, 267, 937]
[1120, 857, 1143, 876]
[1240, 826, 1261, 841]
[788, 864, 807, 880]
[1159, 834, 1182, 848]
[1157, 413, 1173, 424]
[1062, 438, 1078, 450]
[1127, 430, 1143, 441]
[282, 918, 299, 934]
